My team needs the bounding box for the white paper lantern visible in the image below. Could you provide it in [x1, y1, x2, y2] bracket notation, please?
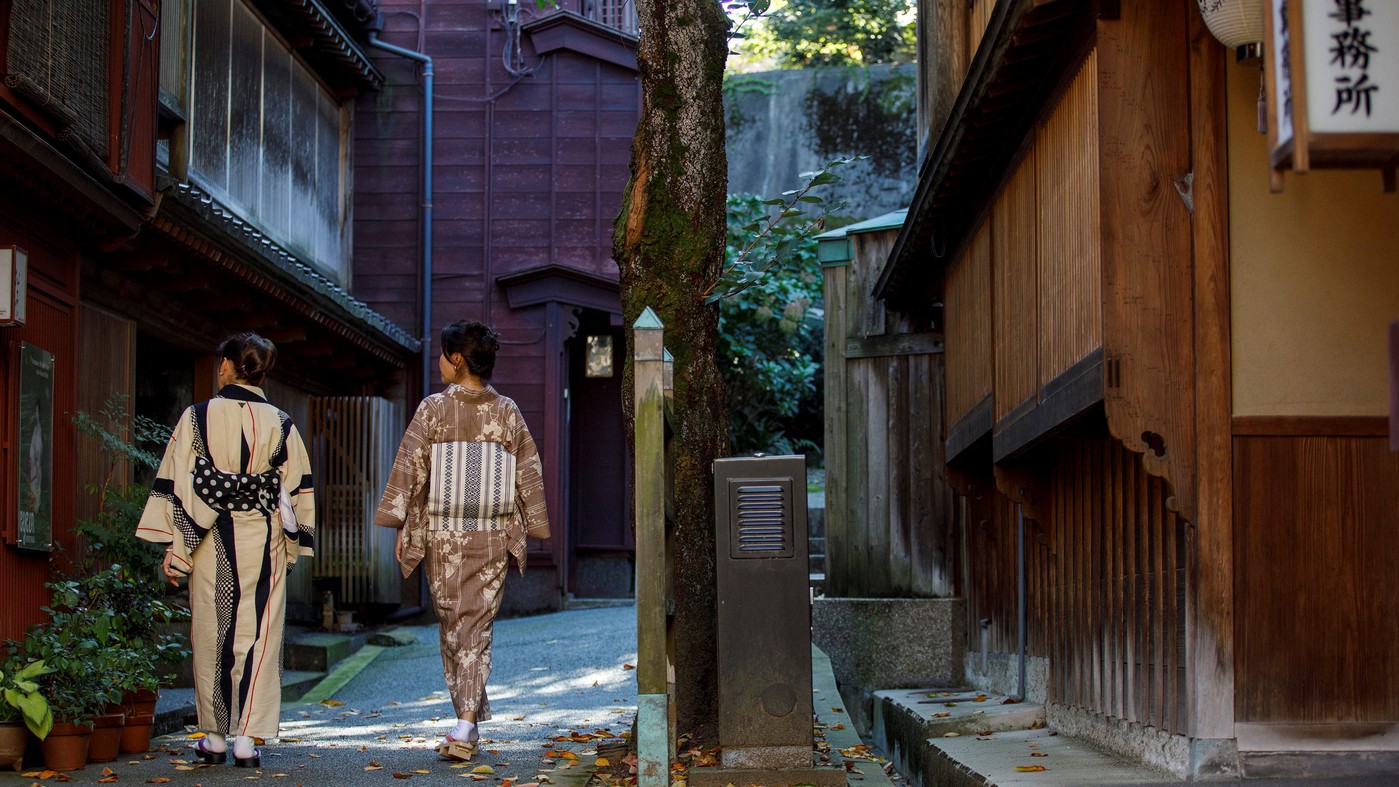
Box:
[1197, 0, 1265, 50]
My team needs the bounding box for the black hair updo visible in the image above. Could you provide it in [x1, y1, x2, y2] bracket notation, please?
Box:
[441, 320, 500, 380]
[218, 332, 277, 385]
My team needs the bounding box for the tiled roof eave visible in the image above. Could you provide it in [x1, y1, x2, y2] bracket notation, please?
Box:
[155, 182, 420, 361]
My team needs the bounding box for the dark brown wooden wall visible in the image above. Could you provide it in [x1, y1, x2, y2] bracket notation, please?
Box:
[0, 241, 80, 645]
[354, 3, 640, 561]
[1234, 424, 1399, 723]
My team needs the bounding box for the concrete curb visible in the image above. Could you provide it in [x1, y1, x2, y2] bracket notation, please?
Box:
[813, 646, 896, 787]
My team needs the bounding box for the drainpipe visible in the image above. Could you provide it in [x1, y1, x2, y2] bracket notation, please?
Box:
[1016, 504, 1027, 701]
[367, 18, 434, 398]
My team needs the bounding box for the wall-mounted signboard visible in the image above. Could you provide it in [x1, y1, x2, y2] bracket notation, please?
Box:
[17, 342, 54, 552]
[1266, 0, 1399, 191]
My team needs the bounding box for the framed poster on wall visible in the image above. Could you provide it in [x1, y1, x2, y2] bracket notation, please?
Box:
[17, 342, 53, 552]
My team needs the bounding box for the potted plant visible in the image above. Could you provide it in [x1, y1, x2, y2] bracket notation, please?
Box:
[9, 579, 126, 770]
[0, 657, 53, 770]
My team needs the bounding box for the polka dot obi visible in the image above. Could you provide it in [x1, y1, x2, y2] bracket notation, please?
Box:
[192, 455, 280, 514]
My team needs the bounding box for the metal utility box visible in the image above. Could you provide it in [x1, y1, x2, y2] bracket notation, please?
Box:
[713, 454, 812, 769]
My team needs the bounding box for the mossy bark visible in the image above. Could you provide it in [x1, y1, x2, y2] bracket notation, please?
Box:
[613, 0, 731, 747]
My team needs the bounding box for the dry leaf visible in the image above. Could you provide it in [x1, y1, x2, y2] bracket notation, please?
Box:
[145, 780, 173, 784]
[173, 766, 196, 771]
[514, 717, 527, 721]
[320, 700, 345, 707]
[103, 768, 117, 777]
[1031, 752, 1049, 757]
[942, 732, 960, 738]
[412, 770, 431, 774]
[365, 761, 384, 771]
[596, 758, 611, 767]
[187, 732, 207, 740]
[932, 712, 951, 718]
[98, 779, 119, 784]
[829, 723, 845, 730]
[622, 664, 635, 670]
[169, 760, 190, 765]
[1015, 765, 1047, 772]
[392, 773, 414, 779]
[280, 738, 302, 743]
[471, 765, 495, 774]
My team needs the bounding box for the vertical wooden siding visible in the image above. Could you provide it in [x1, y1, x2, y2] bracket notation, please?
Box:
[74, 306, 135, 545]
[1036, 50, 1101, 386]
[308, 397, 404, 606]
[844, 352, 951, 597]
[963, 487, 1050, 658]
[993, 149, 1038, 421]
[968, 0, 995, 63]
[828, 230, 953, 598]
[944, 224, 992, 426]
[1234, 434, 1399, 723]
[1050, 435, 1188, 735]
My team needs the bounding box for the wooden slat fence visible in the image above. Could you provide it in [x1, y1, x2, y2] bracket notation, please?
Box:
[1048, 434, 1187, 734]
[944, 223, 992, 425]
[307, 396, 402, 606]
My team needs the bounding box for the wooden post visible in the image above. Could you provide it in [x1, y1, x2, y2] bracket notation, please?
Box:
[633, 307, 668, 787]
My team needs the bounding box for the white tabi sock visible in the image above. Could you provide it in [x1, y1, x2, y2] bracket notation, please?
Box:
[451, 719, 477, 742]
[232, 735, 257, 759]
[203, 733, 227, 753]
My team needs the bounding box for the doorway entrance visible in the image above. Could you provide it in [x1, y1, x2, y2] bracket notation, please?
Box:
[565, 309, 632, 598]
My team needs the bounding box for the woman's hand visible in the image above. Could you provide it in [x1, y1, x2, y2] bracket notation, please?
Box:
[395, 529, 404, 562]
[162, 549, 183, 587]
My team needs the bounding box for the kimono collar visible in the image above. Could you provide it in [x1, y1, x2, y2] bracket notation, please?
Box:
[217, 384, 269, 404]
[446, 383, 495, 400]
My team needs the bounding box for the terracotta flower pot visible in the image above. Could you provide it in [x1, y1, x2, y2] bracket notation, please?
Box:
[118, 713, 155, 755]
[86, 712, 125, 763]
[122, 688, 160, 717]
[39, 721, 93, 771]
[0, 722, 27, 771]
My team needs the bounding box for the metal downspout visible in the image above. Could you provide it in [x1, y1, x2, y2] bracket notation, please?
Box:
[1017, 504, 1027, 701]
[367, 26, 434, 398]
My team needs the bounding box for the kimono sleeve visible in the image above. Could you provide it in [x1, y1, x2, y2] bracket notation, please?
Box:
[135, 408, 201, 576]
[280, 419, 316, 558]
[508, 404, 550, 541]
[375, 398, 435, 576]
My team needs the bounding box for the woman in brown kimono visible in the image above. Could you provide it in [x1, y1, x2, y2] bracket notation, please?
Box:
[375, 320, 550, 761]
[137, 333, 315, 768]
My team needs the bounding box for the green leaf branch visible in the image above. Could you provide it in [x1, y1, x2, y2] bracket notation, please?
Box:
[705, 156, 860, 304]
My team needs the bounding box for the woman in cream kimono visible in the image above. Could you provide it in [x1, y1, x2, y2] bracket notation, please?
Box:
[375, 320, 550, 761]
[137, 333, 315, 768]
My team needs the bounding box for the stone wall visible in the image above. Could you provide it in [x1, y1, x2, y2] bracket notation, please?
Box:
[725, 64, 917, 219]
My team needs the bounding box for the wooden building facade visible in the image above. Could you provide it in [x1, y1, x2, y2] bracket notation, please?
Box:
[354, 0, 642, 610]
[861, 0, 1399, 778]
[0, 0, 421, 644]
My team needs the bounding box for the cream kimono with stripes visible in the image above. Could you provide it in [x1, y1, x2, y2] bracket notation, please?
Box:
[374, 383, 550, 718]
[137, 384, 315, 739]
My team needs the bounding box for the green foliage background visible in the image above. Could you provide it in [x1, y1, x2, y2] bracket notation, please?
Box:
[718, 194, 827, 461]
[733, 0, 916, 69]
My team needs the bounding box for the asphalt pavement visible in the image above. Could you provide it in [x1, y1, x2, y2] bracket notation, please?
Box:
[3, 604, 639, 786]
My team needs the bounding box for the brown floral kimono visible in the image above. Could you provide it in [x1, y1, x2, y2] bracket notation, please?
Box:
[374, 383, 550, 718]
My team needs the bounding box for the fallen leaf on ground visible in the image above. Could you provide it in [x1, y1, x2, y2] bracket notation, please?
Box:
[97, 779, 118, 784]
[1015, 765, 1047, 772]
[413, 769, 431, 774]
[1031, 752, 1048, 757]
[169, 760, 190, 765]
[145, 780, 172, 784]
[514, 717, 527, 721]
[280, 737, 302, 742]
[365, 761, 383, 771]
[596, 758, 611, 767]
[622, 664, 635, 670]
[392, 773, 414, 779]
[932, 712, 951, 718]
[828, 723, 845, 730]
[186, 733, 206, 740]
[472, 765, 495, 774]
[942, 732, 960, 738]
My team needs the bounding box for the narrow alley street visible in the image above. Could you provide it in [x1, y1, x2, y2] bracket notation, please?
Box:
[3, 605, 639, 786]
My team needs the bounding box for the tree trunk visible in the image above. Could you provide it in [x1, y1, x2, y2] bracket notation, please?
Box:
[613, 0, 731, 746]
